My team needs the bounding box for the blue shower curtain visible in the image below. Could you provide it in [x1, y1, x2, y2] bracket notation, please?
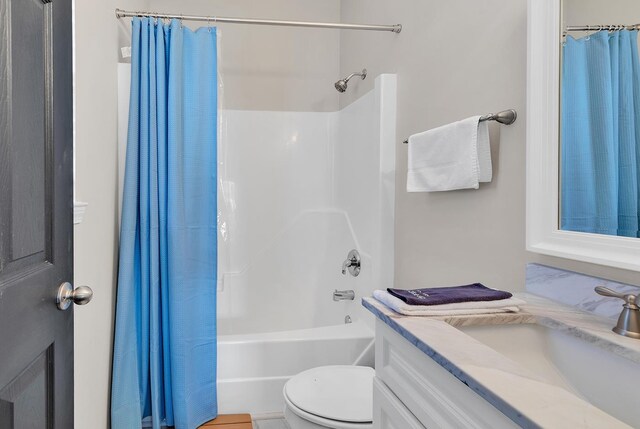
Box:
[561, 30, 640, 237]
[111, 18, 218, 429]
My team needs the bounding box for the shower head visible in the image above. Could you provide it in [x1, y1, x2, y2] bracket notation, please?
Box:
[334, 69, 367, 93]
[334, 80, 349, 93]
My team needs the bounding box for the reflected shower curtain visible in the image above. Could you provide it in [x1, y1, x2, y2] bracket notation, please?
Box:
[111, 18, 218, 429]
[561, 30, 640, 237]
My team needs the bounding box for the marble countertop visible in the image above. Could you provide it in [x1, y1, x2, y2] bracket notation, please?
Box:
[363, 293, 640, 429]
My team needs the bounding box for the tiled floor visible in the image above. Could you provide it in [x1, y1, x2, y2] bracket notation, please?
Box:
[252, 418, 291, 429]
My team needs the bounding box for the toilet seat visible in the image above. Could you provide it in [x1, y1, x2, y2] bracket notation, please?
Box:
[284, 365, 374, 429]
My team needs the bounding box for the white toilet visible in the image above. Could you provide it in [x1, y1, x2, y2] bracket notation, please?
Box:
[283, 365, 374, 429]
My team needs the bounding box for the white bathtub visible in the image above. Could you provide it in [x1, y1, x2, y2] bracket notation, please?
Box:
[217, 320, 374, 416]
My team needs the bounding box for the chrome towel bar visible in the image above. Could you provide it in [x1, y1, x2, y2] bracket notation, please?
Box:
[402, 109, 517, 144]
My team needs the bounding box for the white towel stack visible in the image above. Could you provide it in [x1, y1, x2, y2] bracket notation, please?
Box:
[373, 290, 524, 316]
[407, 116, 492, 192]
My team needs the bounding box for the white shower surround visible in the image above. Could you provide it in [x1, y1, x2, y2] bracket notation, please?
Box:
[219, 74, 396, 335]
[217, 74, 396, 415]
[118, 67, 396, 415]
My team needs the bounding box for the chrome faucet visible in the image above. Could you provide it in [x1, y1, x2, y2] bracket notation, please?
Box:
[595, 286, 640, 339]
[333, 289, 355, 301]
[341, 249, 361, 277]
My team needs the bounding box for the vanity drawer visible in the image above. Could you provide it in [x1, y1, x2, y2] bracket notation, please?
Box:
[373, 376, 425, 429]
[375, 320, 518, 429]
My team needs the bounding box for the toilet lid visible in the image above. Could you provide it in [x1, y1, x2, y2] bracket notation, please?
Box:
[284, 365, 374, 423]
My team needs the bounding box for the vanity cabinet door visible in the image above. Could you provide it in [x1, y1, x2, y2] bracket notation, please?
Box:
[375, 321, 518, 429]
[373, 377, 425, 429]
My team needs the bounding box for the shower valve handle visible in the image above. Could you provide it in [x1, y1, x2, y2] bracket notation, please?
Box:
[341, 249, 361, 277]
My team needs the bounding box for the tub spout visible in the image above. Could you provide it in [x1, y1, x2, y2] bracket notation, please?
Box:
[333, 289, 355, 301]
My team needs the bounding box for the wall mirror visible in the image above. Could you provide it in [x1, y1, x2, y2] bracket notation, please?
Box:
[527, 0, 640, 270]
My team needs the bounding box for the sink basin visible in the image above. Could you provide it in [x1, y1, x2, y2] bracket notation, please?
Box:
[458, 323, 639, 427]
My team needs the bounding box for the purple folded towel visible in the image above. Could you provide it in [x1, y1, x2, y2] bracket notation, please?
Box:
[387, 283, 512, 306]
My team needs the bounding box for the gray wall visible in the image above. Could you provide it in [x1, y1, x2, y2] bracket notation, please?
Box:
[563, 0, 640, 30]
[74, 0, 148, 427]
[74, 0, 122, 427]
[339, 0, 640, 291]
[148, 0, 341, 112]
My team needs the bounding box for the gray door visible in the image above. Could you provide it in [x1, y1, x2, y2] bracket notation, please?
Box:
[0, 0, 77, 427]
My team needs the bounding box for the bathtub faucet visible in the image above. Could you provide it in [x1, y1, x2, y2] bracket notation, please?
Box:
[333, 289, 355, 301]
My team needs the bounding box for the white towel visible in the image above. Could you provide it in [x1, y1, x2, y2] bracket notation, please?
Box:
[373, 290, 524, 316]
[407, 116, 492, 192]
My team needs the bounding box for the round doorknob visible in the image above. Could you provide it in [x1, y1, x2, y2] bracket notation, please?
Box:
[56, 282, 93, 311]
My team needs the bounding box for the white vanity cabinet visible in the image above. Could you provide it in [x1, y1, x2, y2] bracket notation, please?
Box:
[373, 320, 519, 429]
[373, 378, 425, 429]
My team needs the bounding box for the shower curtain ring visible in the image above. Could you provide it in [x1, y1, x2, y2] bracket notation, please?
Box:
[207, 16, 211, 32]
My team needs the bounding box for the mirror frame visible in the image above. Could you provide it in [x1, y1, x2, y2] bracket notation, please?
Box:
[526, 0, 640, 271]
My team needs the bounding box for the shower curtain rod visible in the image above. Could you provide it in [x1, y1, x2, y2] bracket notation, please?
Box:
[115, 8, 402, 33]
[565, 24, 640, 32]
